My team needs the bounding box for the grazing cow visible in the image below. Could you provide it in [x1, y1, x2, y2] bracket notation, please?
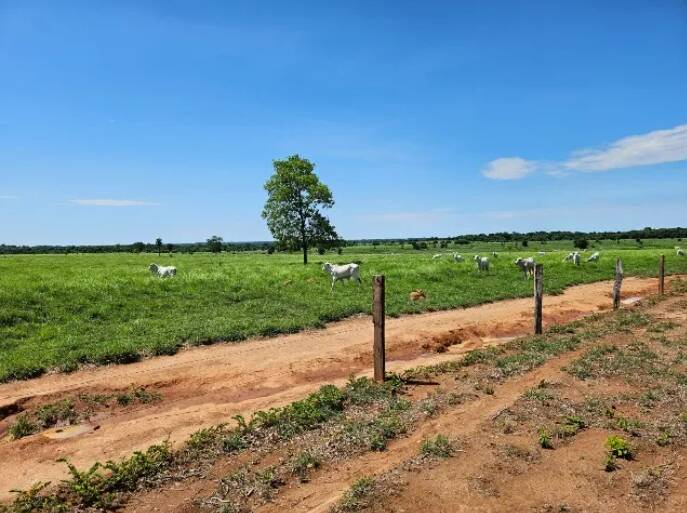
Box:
[678, 249, 686, 257]
[432, 253, 443, 260]
[452, 253, 463, 262]
[492, 251, 499, 258]
[514, 257, 536, 279]
[564, 251, 581, 265]
[474, 255, 490, 272]
[538, 251, 546, 255]
[322, 262, 361, 291]
[148, 263, 176, 277]
[587, 251, 600, 262]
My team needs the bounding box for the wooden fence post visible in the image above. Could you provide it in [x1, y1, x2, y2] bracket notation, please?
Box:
[613, 258, 624, 310]
[373, 275, 386, 383]
[534, 264, 544, 335]
[659, 255, 665, 295]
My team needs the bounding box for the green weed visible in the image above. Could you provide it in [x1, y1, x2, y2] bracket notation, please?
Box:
[9, 414, 37, 439]
[420, 434, 454, 458]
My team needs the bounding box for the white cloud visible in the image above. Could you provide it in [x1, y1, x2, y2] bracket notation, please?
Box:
[0, 195, 19, 200]
[482, 123, 687, 180]
[564, 124, 687, 171]
[481, 157, 538, 180]
[69, 199, 158, 207]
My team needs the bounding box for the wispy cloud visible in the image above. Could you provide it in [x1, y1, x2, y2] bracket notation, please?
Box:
[564, 124, 687, 171]
[481, 157, 539, 180]
[69, 199, 158, 207]
[0, 194, 19, 200]
[482, 124, 687, 180]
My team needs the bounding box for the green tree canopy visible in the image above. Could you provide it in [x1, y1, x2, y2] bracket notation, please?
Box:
[262, 155, 339, 264]
[206, 235, 224, 253]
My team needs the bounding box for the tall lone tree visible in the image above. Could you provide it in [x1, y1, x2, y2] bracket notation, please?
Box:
[155, 238, 163, 256]
[262, 155, 338, 265]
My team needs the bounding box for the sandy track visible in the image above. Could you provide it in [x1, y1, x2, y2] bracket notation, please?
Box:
[0, 277, 666, 498]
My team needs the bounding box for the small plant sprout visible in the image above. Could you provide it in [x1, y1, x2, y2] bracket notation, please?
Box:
[538, 428, 553, 449]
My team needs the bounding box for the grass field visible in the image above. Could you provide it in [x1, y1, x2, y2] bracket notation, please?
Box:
[1, 244, 686, 382]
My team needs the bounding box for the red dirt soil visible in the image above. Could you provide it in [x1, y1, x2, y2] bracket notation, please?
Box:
[0, 277, 670, 498]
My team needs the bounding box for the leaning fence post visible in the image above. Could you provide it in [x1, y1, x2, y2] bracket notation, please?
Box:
[613, 258, 624, 309]
[659, 255, 665, 295]
[534, 264, 544, 335]
[372, 275, 386, 383]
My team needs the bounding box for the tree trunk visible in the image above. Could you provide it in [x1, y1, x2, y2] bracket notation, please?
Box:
[301, 218, 308, 265]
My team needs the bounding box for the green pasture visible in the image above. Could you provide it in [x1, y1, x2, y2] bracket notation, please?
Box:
[0, 245, 685, 382]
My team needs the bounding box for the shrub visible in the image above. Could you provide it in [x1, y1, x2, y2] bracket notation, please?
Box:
[35, 399, 77, 428]
[656, 431, 671, 447]
[606, 435, 632, 459]
[288, 449, 322, 482]
[368, 412, 405, 451]
[252, 384, 345, 439]
[9, 414, 37, 439]
[564, 415, 587, 430]
[420, 434, 454, 458]
[221, 431, 247, 453]
[339, 477, 376, 511]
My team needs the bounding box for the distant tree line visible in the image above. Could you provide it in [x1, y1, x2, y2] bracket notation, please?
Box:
[1, 227, 684, 255]
[0, 240, 277, 255]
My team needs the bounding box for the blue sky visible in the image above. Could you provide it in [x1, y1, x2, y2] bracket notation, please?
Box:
[1, 0, 686, 245]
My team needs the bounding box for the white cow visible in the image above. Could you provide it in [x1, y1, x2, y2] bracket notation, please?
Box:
[474, 255, 490, 272]
[148, 263, 176, 277]
[322, 262, 361, 291]
[564, 251, 581, 265]
[678, 248, 686, 257]
[432, 253, 443, 260]
[514, 257, 536, 279]
[587, 251, 600, 262]
[492, 251, 499, 258]
[452, 253, 463, 262]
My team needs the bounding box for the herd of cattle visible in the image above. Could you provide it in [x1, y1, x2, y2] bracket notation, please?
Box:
[147, 246, 686, 290]
[429, 250, 601, 280]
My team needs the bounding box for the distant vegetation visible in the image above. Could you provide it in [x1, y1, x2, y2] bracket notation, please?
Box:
[1, 227, 685, 255]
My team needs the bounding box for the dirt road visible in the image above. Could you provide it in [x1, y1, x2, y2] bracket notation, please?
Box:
[0, 277, 667, 498]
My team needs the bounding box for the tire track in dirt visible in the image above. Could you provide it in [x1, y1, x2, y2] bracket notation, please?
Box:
[0, 277, 670, 498]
